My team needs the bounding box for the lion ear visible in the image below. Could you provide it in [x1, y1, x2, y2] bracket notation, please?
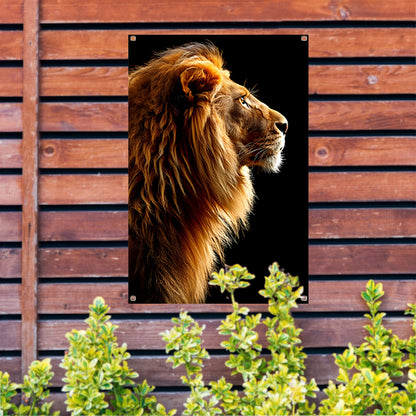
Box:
[180, 63, 222, 102]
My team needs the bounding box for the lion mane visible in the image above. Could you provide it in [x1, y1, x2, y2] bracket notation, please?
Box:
[129, 42, 287, 303]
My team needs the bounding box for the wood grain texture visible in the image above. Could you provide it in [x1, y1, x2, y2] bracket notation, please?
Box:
[309, 137, 416, 166]
[310, 172, 416, 202]
[310, 65, 416, 95]
[309, 244, 416, 275]
[36, 317, 413, 351]
[1, 245, 413, 278]
[0, 31, 23, 60]
[0, 284, 21, 314]
[36, 280, 416, 314]
[0, 103, 22, 132]
[39, 0, 415, 23]
[309, 208, 416, 239]
[0, 139, 22, 168]
[39, 139, 127, 168]
[0, 68, 22, 96]
[309, 101, 415, 131]
[37, 65, 415, 96]
[39, 28, 416, 60]
[0, 0, 23, 24]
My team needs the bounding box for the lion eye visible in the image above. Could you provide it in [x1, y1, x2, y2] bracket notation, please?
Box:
[239, 96, 251, 110]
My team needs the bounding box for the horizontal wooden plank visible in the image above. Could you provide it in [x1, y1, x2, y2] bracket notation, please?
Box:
[0, 103, 22, 132]
[2, 101, 414, 133]
[1, 244, 414, 278]
[36, 316, 413, 351]
[40, 66, 127, 96]
[310, 172, 416, 202]
[36, 279, 416, 314]
[310, 244, 416, 275]
[309, 137, 416, 166]
[39, 28, 416, 60]
[0, 212, 21, 241]
[39, 0, 415, 23]
[310, 208, 416, 239]
[0, 0, 23, 24]
[39, 138, 127, 168]
[39, 102, 127, 132]
[309, 100, 415, 131]
[2, 172, 415, 206]
[26, 65, 415, 97]
[3, 137, 415, 170]
[0, 31, 23, 60]
[0, 314, 413, 351]
[310, 65, 416, 95]
[0, 68, 22, 96]
[0, 284, 20, 314]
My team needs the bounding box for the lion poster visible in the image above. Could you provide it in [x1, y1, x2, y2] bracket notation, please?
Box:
[128, 35, 308, 304]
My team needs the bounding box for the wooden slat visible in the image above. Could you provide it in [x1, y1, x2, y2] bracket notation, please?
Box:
[2, 172, 415, 206]
[39, 28, 416, 60]
[2, 245, 414, 278]
[0, 31, 23, 60]
[40, 67, 127, 96]
[36, 317, 413, 351]
[39, 0, 415, 23]
[310, 244, 416, 275]
[21, 0, 41, 376]
[0, 321, 21, 350]
[309, 137, 416, 166]
[0, 0, 23, 24]
[0, 68, 22, 96]
[37, 65, 416, 96]
[37, 279, 416, 314]
[0, 103, 22, 132]
[0, 284, 21, 314]
[309, 101, 415, 131]
[39, 103, 127, 132]
[0, 212, 21, 241]
[0, 139, 21, 168]
[310, 208, 416, 239]
[39, 139, 127, 168]
[3, 137, 415, 170]
[310, 172, 416, 202]
[310, 65, 416, 95]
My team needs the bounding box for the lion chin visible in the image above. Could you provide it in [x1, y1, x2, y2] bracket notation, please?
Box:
[128, 41, 288, 303]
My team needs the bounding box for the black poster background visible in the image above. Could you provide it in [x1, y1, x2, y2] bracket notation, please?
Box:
[129, 35, 309, 304]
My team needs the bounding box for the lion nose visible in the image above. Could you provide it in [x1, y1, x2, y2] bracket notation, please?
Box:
[275, 120, 288, 134]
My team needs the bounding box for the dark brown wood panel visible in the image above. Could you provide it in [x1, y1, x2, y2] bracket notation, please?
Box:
[37, 280, 416, 314]
[39, 29, 416, 60]
[309, 101, 415, 131]
[0, 284, 20, 314]
[0, 103, 22, 132]
[310, 65, 416, 95]
[310, 244, 416, 275]
[0, 31, 23, 60]
[310, 172, 416, 202]
[39, 139, 127, 169]
[0, 321, 20, 350]
[310, 208, 416, 239]
[2, 245, 413, 278]
[36, 316, 413, 351]
[309, 137, 416, 166]
[0, 68, 22, 96]
[39, 0, 415, 23]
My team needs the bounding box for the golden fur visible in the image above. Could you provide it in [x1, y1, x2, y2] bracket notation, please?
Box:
[129, 42, 287, 303]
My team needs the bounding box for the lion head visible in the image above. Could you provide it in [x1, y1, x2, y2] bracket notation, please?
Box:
[128, 42, 287, 303]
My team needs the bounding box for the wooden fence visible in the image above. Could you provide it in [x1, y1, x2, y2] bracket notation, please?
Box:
[0, 0, 415, 413]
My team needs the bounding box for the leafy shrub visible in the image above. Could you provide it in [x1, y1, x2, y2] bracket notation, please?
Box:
[0, 264, 414, 415]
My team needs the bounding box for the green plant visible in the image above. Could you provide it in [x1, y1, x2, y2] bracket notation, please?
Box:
[162, 263, 318, 416]
[319, 280, 416, 415]
[60, 296, 174, 416]
[0, 358, 58, 416]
